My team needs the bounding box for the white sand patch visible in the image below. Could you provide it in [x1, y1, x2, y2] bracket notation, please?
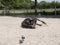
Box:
[0, 16, 60, 45]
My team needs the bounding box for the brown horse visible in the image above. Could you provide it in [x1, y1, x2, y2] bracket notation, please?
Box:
[21, 17, 47, 29]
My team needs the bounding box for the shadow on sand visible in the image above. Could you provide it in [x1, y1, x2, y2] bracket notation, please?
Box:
[8, 15, 60, 18]
[0, 13, 60, 18]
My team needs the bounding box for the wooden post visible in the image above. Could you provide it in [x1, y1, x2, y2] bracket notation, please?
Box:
[35, 0, 37, 15]
[54, 0, 56, 15]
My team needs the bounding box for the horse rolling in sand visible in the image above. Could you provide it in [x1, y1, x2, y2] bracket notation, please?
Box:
[21, 17, 47, 29]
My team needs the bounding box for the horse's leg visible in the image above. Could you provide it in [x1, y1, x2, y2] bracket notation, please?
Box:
[36, 24, 42, 26]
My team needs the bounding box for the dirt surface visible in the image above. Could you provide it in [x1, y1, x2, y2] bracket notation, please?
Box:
[0, 16, 60, 45]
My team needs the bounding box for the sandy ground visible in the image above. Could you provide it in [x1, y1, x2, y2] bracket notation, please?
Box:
[0, 16, 60, 45]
